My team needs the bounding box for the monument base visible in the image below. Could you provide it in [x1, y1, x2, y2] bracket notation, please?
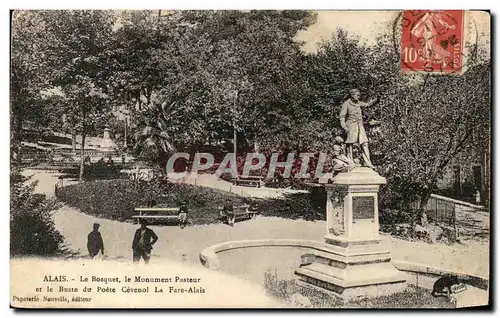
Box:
[295, 278, 407, 302]
[295, 239, 407, 302]
[300, 167, 406, 301]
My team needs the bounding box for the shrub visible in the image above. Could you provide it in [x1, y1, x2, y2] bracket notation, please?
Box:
[379, 208, 414, 225]
[10, 169, 63, 256]
[54, 163, 124, 181]
[256, 187, 326, 221]
[83, 163, 123, 180]
[56, 179, 248, 224]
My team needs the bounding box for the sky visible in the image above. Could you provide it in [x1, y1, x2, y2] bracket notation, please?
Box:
[116, 10, 490, 55]
[296, 10, 491, 55]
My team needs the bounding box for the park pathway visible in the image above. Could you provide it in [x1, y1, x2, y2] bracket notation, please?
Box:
[22, 169, 490, 308]
[166, 172, 308, 198]
[23, 169, 490, 279]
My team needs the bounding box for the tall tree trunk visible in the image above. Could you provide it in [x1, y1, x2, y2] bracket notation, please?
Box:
[71, 131, 76, 151]
[137, 91, 142, 110]
[418, 193, 431, 227]
[233, 118, 237, 157]
[15, 115, 23, 143]
[123, 114, 128, 150]
[12, 115, 23, 163]
[79, 132, 86, 182]
[254, 140, 260, 153]
[233, 91, 238, 170]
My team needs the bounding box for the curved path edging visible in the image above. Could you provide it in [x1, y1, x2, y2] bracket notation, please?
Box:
[199, 239, 489, 291]
[199, 239, 321, 270]
[392, 260, 489, 290]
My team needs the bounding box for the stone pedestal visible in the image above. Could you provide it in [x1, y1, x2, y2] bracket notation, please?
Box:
[295, 167, 406, 300]
[100, 128, 118, 152]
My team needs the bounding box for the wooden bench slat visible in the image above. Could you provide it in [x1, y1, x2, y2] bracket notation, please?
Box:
[231, 177, 264, 188]
[219, 205, 258, 220]
[134, 208, 180, 212]
[132, 215, 179, 219]
[131, 206, 183, 223]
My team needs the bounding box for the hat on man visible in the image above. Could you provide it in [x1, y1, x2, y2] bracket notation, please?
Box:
[349, 89, 360, 95]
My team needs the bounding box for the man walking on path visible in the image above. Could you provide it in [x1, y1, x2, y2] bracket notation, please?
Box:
[132, 219, 158, 264]
[87, 223, 104, 259]
[339, 89, 378, 168]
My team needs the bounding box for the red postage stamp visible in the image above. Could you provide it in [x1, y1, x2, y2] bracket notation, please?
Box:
[401, 10, 465, 73]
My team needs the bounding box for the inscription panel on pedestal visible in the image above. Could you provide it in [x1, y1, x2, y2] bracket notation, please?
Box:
[352, 196, 375, 220]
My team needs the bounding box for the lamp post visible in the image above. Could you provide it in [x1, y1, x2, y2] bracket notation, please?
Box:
[119, 107, 130, 150]
[124, 114, 129, 149]
[233, 90, 239, 165]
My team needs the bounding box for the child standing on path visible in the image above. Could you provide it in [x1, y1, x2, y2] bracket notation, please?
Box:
[179, 201, 189, 229]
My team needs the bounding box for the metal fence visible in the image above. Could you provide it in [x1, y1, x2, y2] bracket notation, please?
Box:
[411, 194, 457, 226]
[411, 194, 459, 241]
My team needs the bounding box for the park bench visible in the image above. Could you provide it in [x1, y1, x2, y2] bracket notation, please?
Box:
[132, 207, 180, 224]
[219, 204, 259, 224]
[231, 176, 264, 188]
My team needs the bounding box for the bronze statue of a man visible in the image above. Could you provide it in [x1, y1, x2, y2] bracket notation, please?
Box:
[339, 89, 378, 168]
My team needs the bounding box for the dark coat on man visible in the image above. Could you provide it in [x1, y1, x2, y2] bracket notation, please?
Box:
[131, 227, 158, 253]
[87, 231, 104, 257]
[179, 205, 189, 215]
[223, 203, 234, 215]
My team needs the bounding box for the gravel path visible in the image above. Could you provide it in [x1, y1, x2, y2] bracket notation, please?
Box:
[25, 170, 490, 279]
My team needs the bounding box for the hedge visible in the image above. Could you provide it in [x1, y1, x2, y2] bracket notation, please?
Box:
[55, 178, 331, 224]
[256, 187, 326, 221]
[11, 169, 63, 256]
[56, 179, 248, 224]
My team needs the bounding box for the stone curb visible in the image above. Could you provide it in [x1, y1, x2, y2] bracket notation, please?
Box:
[392, 260, 489, 291]
[199, 239, 320, 270]
[199, 239, 489, 291]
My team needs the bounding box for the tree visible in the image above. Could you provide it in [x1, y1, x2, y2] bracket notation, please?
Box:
[117, 10, 317, 166]
[133, 97, 176, 167]
[11, 11, 53, 157]
[269, 28, 388, 153]
[108, 11, 212, 162]
[106, 10, 163, 112]
[58, 78, 112, 180]
[304, 27, 490, 225]
[10, 168, 63, 256]
[40, 10, 117, 180]
[177, 10, 317, 153]
[376, 62, 490, 224]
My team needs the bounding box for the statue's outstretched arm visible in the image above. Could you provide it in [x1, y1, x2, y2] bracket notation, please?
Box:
[363, 97, 379, 107]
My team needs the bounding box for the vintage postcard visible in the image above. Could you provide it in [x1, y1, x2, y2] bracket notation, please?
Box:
[10, 9, 491, 309]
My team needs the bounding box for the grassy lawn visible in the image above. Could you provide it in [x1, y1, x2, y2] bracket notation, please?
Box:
[56, 178, 330, 224]
[264, 273, 454, 308]
[56, 179, 249, 224]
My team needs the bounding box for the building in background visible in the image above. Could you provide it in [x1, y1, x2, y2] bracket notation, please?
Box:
[436, 128, 490, 206]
